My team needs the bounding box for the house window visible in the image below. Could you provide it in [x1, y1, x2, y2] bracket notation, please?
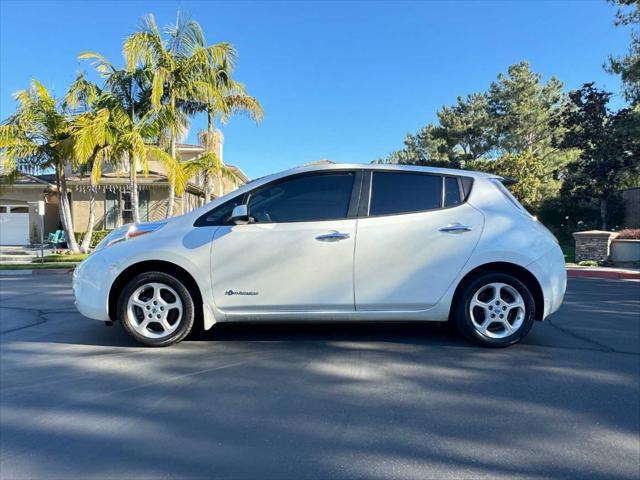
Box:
[105, 190, 150, 229]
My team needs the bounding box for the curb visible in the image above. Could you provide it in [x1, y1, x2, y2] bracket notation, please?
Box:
[0, 267, 74, 275]
[567, 268, 640, 280]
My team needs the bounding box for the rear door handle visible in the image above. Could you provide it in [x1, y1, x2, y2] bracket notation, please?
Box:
[439, 224, 473, 233]
[315, 231, 350, 242]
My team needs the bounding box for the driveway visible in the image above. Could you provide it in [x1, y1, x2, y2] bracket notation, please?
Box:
[0, 272, 638, 479]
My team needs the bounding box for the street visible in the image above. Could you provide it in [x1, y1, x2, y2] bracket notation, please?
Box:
[0, 272, 638, 480]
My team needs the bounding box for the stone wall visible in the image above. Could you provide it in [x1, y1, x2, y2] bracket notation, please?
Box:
[573, 230, 619, 262]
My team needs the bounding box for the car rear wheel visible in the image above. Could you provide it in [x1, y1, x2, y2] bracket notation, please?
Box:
[454, 272, 535, 347]
[117, 271, 195, 347]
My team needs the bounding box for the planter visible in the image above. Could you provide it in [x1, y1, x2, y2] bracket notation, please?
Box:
[610, 239, 640, 263]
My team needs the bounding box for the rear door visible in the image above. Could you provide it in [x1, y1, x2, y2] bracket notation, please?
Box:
[354, 171, 483, 310]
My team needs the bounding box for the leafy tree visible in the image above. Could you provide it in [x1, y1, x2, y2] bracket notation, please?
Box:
[183, 130, 239, 203]
[78, 50, 158, 223]
[555, 83, 640, 229]
[0, 80, 80, 252]
[488, 62, 564, 154]
[124, 12, 236, 217]
[65, 72, 102, 252]
[434, 93, 496, 164]
[374, 124, 455, 167]
[606, 0, 640, 106]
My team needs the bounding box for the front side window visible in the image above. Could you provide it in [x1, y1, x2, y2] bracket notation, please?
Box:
[198, 195, 244, 226]
[247, 172, 355, 223]
[369, 172, 441, 216]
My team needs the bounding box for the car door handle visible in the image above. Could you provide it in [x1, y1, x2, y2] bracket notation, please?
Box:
[315, 231, 350, 242]
[439, 224, 473, 233]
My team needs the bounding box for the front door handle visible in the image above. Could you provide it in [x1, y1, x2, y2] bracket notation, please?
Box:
[315, 231, 350, 242]
[439, 224, 473, 233]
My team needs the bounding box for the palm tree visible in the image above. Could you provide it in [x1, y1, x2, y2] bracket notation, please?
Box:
[197, 78, 263, 200]
[72, 91, 187, 225]
[65, 72, 101, 252]
[0, 80, 81, 253]
[78, 50, 185, 223]
[123, 12, 236, 217]
[184, 131, 240, 203]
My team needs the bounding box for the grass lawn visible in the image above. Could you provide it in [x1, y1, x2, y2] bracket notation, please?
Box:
[0, 262, 79, 270]
[42, 253, 89, 262]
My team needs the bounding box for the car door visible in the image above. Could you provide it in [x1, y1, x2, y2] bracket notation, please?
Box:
[209, 170, 360, 313]
[354, 171, 484, 311]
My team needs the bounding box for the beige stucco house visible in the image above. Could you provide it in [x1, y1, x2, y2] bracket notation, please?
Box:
[0, 138, 248, 245]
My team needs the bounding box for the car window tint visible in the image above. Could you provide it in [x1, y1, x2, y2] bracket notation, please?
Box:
[370, 172, 441, 216]
[444, 177, 461, 207]
[202, 196, 243, 225]
[248, 173, 354, 223]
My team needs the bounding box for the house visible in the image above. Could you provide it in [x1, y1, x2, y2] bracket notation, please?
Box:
[0, 135, 249, 245]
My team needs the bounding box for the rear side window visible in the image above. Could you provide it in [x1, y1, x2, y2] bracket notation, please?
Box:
[369, 172, 441, 216]
[247, 172, 354, 223]
[444, 177, 461, 207]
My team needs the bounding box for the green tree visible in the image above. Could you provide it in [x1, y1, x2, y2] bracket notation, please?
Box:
[0, 80, 80, 252]
[78, 50, 156, 223]
[434, 93, 496, 165]
[124, 12, 236, 217]
[555, 83, 640, 229]
[606, 0, 640, 106]
[65, 72, 102, 252]
[183, 130, 239, 203]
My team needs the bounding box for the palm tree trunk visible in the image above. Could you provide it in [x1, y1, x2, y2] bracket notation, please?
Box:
[56, 163, 80, 253]
[166, 136, 176, 218]
[217, 174, 224, 197]
[204, 175, 211, 203]
[80, 172, 96, 252]
[130, 151, 141, 224]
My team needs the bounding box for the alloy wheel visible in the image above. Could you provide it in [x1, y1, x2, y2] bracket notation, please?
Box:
[126, 282, 183, 339]
[469, 282, 526, 339]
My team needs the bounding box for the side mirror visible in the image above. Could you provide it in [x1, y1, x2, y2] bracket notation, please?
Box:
[230, 204, 249, 224]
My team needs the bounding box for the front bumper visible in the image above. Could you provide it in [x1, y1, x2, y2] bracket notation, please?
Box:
[72, 253, 113, 321]
[527, 245, 567, 320]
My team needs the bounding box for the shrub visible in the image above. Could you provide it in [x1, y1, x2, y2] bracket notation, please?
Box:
[578, 260, 601, 267]
[74, 230, 109, 249]
[617, 229, 640, 240]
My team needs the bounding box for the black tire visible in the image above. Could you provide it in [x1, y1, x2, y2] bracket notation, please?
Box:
[117, 271, 195, 347]
[453, 272, 535, 347]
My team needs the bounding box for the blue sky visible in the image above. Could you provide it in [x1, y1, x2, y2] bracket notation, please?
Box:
[0, 0, 629, 178]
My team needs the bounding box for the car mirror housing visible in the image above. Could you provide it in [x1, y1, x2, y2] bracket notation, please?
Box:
[230, 204, 249, 224]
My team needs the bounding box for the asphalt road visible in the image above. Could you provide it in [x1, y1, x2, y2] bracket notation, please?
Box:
[0, 272, 638, 480]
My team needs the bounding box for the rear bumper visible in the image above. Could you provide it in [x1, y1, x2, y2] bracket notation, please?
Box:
[527, 245, 567, 320]
[72, 254, 112, 321]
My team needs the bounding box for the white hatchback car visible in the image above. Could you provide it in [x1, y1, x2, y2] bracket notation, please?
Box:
[73, 164, 566, 347]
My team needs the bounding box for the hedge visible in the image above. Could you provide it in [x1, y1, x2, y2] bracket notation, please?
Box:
[74, 230, 109, 249]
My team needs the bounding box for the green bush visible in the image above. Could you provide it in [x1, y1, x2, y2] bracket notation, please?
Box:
[41, 253, 88, 263]
[578, 260, 601, 267]
[74, 230, 109, 249]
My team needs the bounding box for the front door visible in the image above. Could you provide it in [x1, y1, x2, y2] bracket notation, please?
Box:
[211, 171, 358, 313]
[354, 172, 484, 310]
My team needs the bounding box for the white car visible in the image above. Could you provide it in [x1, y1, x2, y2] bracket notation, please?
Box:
[73, 164, 566, 347]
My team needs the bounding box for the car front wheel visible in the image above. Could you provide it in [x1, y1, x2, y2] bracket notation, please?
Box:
[454, 272, 535, 347]
[117, 271, 195, 347]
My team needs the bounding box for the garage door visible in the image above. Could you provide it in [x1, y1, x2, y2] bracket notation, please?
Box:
[0, 206, 30, 245]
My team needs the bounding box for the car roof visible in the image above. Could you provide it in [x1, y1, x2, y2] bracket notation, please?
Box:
[278, 163, 498, 179]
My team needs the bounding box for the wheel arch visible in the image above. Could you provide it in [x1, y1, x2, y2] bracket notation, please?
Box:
[108, 260, 204, 323]
[450, 262, 545, 321]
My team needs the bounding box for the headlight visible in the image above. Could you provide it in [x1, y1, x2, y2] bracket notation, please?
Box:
[95, 221, 166, 251]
